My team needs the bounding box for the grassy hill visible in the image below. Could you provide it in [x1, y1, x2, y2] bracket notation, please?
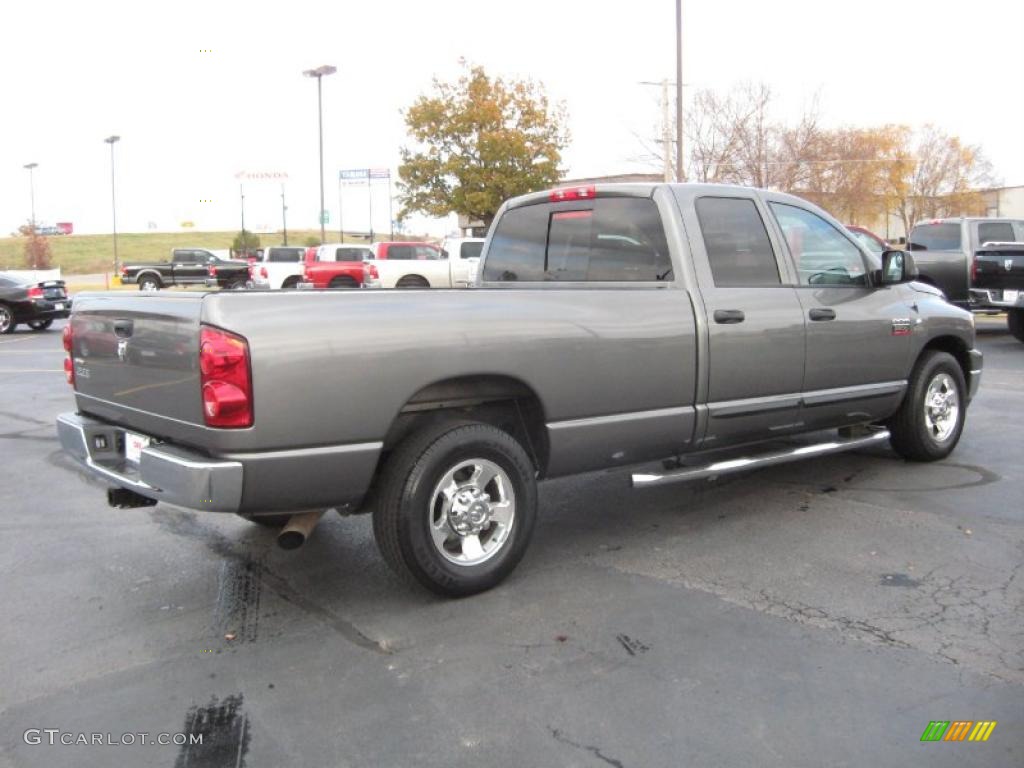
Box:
[0, 229, 345, 275]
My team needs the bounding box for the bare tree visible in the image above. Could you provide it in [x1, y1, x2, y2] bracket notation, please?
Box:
[891, 125, 995, 236]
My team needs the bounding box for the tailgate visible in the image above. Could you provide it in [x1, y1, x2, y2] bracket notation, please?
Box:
[974, 245, 1024, 290]
[70, 293, 205, 426]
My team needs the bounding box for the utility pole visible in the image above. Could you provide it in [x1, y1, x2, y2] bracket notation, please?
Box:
[281, 183, 288, 245]
[675, 0, 684, 182]
[661, 80, 672, 183]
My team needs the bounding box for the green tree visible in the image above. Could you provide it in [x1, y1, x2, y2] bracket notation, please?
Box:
[232, 230, 260, 255]
[398, 64, 569, 227]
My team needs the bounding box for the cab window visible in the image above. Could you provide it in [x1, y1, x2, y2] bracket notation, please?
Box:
[695, 197, 780, 287]
[770, 203, 867, 287]
[483, 197, 671, 282]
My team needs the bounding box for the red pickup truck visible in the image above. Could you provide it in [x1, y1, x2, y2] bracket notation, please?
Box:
[301, 243, 381, 289]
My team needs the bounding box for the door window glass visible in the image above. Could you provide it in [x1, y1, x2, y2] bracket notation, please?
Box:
[695, 197, 780, 286]
[770, 203, 867, 286]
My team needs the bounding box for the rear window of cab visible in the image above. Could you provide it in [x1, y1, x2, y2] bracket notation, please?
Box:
[482, 197, 672, 283]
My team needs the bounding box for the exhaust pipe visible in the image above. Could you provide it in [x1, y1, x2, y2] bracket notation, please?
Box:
[277, 510, 326, 550]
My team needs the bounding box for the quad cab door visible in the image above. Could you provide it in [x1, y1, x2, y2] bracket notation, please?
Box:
[764, 196, 912, 429]
[675, 188, 807, 449]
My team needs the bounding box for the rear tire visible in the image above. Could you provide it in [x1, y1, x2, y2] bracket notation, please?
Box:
[887, 350, 966, 461]
[282, 277, 301, 290]
[396, 275, 429, 289]
[0, 304, 16, 334]
[373, 420, 537, 597]
[28, 319, 53, 331]
[138, 276, 161, 291]
[1008, 309, 1024, 343]
[227, 279, 247, 291]
[328, 276, 358, 289]
[236, 514, 291, 528]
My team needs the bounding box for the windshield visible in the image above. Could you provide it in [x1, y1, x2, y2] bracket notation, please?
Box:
[908, 223, 962, 251]
[849, 230, 884, 255]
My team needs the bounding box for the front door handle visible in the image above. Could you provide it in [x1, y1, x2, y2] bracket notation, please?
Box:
[713, 309, 745, 324]
[808, 308, 836, 321]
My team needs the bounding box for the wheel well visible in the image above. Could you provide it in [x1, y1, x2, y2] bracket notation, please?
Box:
[396, 274, 429, 287]
[137, 271, 162, 285]
[381, 375, 549, 475]
[329, 275, 357, 287]
[921, 335, 970, 383]
[282, 276, 301, 289]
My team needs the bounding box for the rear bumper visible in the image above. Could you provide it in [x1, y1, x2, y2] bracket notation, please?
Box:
[57, 412, 244, 512]
[16, 299, 71, 321]
[970, 288, 1023, 309]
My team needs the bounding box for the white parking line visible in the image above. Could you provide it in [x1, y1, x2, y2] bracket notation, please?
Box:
[0, 369, 62, 373]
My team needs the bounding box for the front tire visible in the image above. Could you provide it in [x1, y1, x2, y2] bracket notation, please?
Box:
[1008, 309, 1024, 343]
[373, 421, 538, 597]
[28, 319, 53, 331]
[888, 351, 966, 461]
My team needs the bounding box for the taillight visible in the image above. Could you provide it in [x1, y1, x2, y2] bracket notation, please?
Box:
[27, 285, 44, 299]
[209, 265, 218, 276]
[260, 266, 268, 279]
[120, 265, 128, 276]
[549, 185, 596, 202]
[199, 326, 252, 428]
[62, 324, 74, 387]
[363, 263, 379, 280]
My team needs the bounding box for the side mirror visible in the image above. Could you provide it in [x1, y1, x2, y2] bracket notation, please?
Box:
[879, 250, 919, 285]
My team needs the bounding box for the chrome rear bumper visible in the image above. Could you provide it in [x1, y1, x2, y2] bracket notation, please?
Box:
[57, 412, 243, 512]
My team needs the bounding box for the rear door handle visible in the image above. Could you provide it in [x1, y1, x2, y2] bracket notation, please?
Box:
[112, 319, 134, 338]
[713, 309, 745, 324]
[808, 308, 836, 321]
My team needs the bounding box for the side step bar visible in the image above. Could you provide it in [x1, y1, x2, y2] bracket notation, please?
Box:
[631, 428, 890, 488]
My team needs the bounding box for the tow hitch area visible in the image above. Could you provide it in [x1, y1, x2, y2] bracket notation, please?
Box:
[107, 487, 159, 509]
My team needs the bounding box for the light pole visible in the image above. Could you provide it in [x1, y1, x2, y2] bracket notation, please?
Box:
[675, 0, 684, 183]
[303, 64, 336, 244]
[23, 163, 38, 232]
[104, 136, 120, 272]
[239, 184, 246, 256]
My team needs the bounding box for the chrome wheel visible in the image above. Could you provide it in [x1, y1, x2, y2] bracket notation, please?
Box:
[428, 458, 516, 566]
[0, 306, 12, 333]
[923, 372, 959, 442]
[139, 279, 159, 292]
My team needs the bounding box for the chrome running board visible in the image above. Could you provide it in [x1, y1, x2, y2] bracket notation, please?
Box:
[631, 428, 890, 488]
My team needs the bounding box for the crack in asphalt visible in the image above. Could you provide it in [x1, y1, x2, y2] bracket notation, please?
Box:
[151, 509, 392, 655]
[549, 727, 626, 768]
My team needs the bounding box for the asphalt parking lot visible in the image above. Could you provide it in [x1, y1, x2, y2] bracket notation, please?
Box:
[0, 316, 1021, 768]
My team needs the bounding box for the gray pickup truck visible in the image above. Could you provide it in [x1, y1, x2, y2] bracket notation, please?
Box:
[57, 183, 982, 596]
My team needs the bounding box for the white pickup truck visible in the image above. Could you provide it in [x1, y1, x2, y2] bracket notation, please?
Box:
[367, 239, 484, 288]
[246, 246, 309, 290]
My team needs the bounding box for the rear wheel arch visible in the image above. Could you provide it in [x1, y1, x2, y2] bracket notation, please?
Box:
[282, 276, 302, 290]
[369, 375, 550, 494]
[396, 274, 430, 288]
[137, 271, 163, 289]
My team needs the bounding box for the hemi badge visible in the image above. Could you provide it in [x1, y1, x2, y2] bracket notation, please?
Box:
[891, 318, 912, 336]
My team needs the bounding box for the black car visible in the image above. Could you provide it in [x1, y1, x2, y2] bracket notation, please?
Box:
[0, 274, 71, 334]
